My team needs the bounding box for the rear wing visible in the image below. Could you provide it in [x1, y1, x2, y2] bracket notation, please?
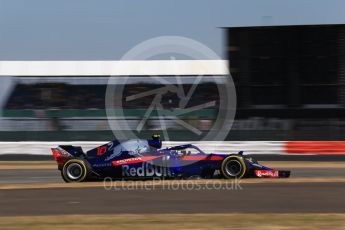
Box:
[51, 145, 85, 169]
[58, 145, 85, 157]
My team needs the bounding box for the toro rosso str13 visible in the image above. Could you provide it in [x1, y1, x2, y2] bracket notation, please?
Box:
[51, 135, 290, 182]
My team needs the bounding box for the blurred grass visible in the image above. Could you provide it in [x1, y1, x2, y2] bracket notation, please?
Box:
[0, 214, 344, 230]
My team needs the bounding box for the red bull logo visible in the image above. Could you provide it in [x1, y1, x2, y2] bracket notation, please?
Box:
[255, 170, 279, 178]
[122, 163, 171, 177]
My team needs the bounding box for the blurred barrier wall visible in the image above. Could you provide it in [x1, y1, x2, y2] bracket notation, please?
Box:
[1, 109, 344, 141]
[0, 141, 344, 156]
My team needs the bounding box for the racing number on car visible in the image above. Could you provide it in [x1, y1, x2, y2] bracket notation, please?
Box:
[97, 146, 107, 156]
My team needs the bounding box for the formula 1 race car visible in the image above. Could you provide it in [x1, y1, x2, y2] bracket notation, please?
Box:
[51, 135, 290, 182]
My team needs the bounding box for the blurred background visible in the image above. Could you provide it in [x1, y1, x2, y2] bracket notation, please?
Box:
[0, 0, 345, 141]
[1, 25, 345, 141]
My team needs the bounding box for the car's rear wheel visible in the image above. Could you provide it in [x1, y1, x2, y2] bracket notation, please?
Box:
[221, 155, 246, 179]
[61, 159, 88, 182]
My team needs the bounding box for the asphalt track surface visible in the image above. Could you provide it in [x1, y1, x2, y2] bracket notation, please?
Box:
[0, 166, 344, 216]
[0, 182, 344, 216]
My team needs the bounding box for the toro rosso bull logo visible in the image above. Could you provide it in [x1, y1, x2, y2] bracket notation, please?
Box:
[122, 163, 171, 177]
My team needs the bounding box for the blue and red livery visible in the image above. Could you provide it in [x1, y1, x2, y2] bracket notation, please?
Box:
[51, 135, 290, 182]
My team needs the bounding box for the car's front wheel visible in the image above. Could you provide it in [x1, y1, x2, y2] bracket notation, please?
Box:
[61, 159, 88, 182]
[220, 155, 247, 179]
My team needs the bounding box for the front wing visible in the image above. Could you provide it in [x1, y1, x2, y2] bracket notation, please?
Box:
[245, 160, 291, 178]
[254, 169, 291, 178]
